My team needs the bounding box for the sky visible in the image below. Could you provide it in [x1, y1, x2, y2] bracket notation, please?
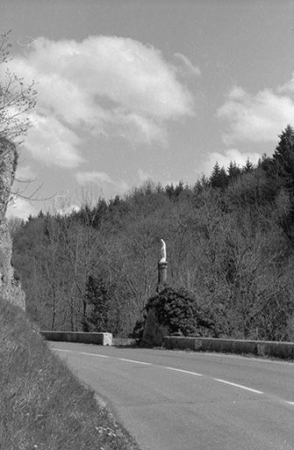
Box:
[1, 0, 294, 218]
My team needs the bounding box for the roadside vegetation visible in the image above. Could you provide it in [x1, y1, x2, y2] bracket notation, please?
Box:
[0, 297, 140, 450]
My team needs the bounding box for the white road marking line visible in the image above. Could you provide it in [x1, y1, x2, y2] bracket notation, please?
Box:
[285, 401, 294, 405]
[165, 367, 203, 377]
[52, 348, 73, 353]
[118, 358, 151, 365]
[53, 348, 110, 358]
[78, 352, 110, 358]
[214, 378, 263, 394]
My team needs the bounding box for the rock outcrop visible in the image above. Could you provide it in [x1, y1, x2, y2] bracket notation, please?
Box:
[0, 137, 25, 310]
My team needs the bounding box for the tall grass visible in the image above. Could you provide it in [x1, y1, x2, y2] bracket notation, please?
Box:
[0, 298, 140, 450]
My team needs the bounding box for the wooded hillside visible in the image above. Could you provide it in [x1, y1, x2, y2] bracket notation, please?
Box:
[11, 126, 294, 342]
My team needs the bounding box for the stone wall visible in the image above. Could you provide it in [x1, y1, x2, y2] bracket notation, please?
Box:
[41, 331, 113, 346]
[0, 137, 25, 310]
[163, 336, 294, 359]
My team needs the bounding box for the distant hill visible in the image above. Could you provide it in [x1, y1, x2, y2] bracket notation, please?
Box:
[11, 126, 294, 342]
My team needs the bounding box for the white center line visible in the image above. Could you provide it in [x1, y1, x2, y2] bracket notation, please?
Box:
[165, 367, 203, 377]
[214, 378, 263, 394]
[119, 358, 151, 365]
[53, 349, 110, 358]
[52, 348, 73, 353]
[78, 352, 110, 358]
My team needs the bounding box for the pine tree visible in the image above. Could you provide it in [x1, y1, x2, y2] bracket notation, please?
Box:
[271, 125, 294, 244]
[242, 158, 254, 173]
[210, 162, 228, 189]
[272, 124, 294, 191]
[86, 276, 110, 332]
[228, 161, 241, 181]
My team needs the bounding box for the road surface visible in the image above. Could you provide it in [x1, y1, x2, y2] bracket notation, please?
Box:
[50, 342, 294, 450]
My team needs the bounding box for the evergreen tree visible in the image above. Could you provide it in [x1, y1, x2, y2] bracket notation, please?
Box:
[269, 125, 294, 244]
[242, 158, 254, 173]
[165, 183, 175, 199]
[227, 161, 241, 181]
[85, 276, 110, 332]
[272, 124, 294, 191]
[210, 162, 228, 189]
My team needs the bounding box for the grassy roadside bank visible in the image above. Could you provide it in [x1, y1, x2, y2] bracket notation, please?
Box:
[0, 298, 140, 450]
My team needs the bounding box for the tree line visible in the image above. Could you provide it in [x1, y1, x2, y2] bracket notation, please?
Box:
[11, 125, 294, 341]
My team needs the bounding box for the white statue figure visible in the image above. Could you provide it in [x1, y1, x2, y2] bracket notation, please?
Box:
[160, 239, 167, 263]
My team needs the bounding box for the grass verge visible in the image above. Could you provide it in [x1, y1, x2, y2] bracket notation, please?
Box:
[0, 298, 140, 450]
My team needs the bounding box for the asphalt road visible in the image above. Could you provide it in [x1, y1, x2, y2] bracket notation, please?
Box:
[50, 342, 294, 450]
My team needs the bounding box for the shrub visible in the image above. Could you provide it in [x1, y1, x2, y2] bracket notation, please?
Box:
[146, 287, 216, 337]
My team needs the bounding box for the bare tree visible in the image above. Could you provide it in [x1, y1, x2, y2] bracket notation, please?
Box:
[0, 31, 37, 142]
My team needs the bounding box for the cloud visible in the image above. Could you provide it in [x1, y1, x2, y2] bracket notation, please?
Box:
[77, 171, 113, 184]
[56, 204, 80, 216]
[7, 196, 38, 220]
[277, 73, 294, 94]
[138, 168, 153, 183]
[217, 86, 294, 145]
[14, 164, 36, 181]
[203, 148, 261, 175]
[174, 53, 201, 77]
[76, 171, 129, 197]
[11, 165, 37, 208]
[25, 113, 84, 168]
[7, 36, 194, 166]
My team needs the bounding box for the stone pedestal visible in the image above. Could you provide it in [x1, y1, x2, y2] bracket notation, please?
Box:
[158, 261, 167, 286]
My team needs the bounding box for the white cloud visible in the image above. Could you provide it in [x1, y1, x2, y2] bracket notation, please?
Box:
[11, 165, 37, 209]
[113, 111, 167, 144]
[56, 204, 80, 216]
[277, 74, 294, 94]
[203, 148, 261, 174]
[77, 171, 112, 184]
[7, 196, 38, 220]
[217, 86, 294, 145]
[7, 36, 194, 166]
[25, 113, 84, 167]
[174, 53, 201, 77]
[138, 168, 152, 183]
[76, 171, 129, 197]
[14, 164, 36, 181]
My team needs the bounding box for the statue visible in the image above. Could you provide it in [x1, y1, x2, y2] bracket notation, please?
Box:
[160, 239, 167, 263]
[157, 239, 167, 289]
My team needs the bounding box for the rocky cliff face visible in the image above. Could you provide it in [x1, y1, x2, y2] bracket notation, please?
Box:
[0, 137, 25, 310]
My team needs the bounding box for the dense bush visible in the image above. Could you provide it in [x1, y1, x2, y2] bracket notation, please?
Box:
[146, 287, 216, 337]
